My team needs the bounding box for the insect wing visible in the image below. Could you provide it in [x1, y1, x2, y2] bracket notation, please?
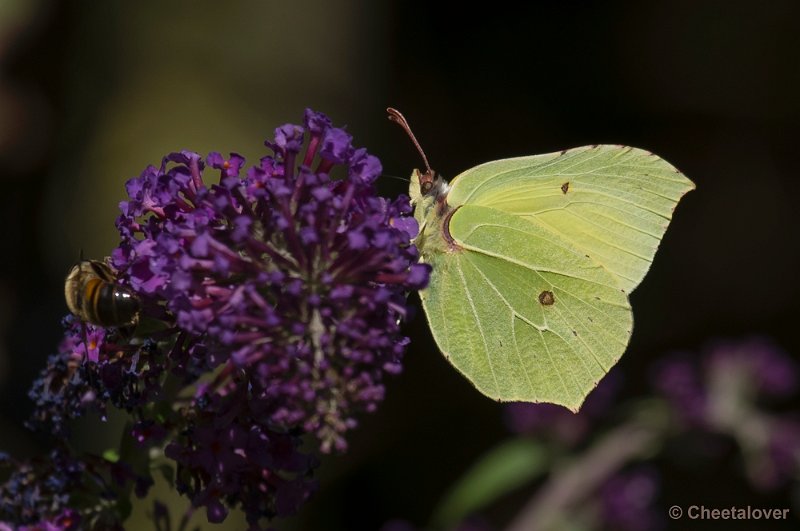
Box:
[421, 204, 631, 410]
[446, 145, 695, 292]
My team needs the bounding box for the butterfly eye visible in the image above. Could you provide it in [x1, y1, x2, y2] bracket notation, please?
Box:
[417, 168, 437, 196]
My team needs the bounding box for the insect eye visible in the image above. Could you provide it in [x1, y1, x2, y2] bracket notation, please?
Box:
[421, 181, 433, 194]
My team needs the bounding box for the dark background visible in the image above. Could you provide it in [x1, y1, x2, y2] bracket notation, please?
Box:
[1, 1, 799, 529]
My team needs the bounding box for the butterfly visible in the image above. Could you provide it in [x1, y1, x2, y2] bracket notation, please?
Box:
[388, 108, 694, 411]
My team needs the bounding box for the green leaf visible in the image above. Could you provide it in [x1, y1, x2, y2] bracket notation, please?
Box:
[431, 438, 547, 529]
[412, 145, 694, 408]
[103, 448, 121, 463]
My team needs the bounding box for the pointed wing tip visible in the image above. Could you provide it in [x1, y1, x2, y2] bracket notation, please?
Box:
[564, 397, 586, 414]
[486, 390, 588, 414]
[674, 169, 696, 192]
[598, 144, 697, 186]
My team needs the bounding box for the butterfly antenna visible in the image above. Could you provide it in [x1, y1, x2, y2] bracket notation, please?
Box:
[387, 107, 433, 176]
[381, 173, 411, 183]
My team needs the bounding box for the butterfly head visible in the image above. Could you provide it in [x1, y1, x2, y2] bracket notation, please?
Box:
[419, 169, 435, 195]
[414, 168, 449, 199]
[410, 167, 449, 202]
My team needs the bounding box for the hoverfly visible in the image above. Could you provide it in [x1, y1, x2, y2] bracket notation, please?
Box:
[64, 260, 141, 328]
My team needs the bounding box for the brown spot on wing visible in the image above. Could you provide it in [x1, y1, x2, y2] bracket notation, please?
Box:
[538, 290, 555, 305]
[561, 182, 569, 194]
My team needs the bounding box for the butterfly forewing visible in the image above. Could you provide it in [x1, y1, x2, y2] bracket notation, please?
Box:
[446, 145, 695, 292]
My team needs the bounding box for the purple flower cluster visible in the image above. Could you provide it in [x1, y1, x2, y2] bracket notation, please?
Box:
[0, 450, 81, 529]
[0, 509, 80, 531]
[0, 447, 140, 530]
[27, 316, 165, 437]
[165, 389, 318, 524]
[14, 109, 429, 528]
[112, 108, 427, 453]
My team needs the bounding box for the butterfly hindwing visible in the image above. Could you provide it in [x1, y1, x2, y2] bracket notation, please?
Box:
[421, 205, 632, 410]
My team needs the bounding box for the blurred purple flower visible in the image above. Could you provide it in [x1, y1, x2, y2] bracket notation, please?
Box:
[749, 417, 800, 489]
[600, 467, 663, 531]
[651, 353, 707, 426]
[653, 338, 800, 492]
[654, 338, 799, 428]
[768, 418, 800, 473]
[706, 337, 798, 399]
